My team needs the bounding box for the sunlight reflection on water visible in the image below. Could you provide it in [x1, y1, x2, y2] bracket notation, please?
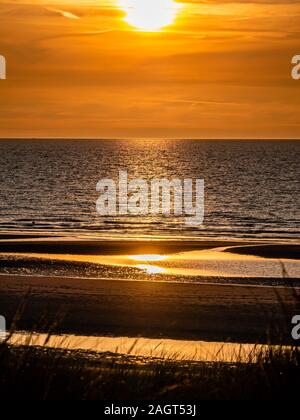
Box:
[6, 248, 300, 279]
[7, 332, 281, 364]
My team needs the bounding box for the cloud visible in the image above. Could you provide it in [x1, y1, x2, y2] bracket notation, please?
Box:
[46, 8, 80, 20]
[1, 0, 300, 138]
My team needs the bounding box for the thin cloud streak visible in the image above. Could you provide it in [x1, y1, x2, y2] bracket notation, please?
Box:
[46, 7, 80, 20]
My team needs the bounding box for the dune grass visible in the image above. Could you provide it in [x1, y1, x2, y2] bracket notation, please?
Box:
[0, 332, 299, 400]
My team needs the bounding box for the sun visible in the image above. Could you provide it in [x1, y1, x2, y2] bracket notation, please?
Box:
[118, 0, 180, 32]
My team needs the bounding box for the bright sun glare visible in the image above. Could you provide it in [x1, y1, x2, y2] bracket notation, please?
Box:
[136, 264, 165, 274]
[129, 254, 167, 262]
[118, 0, 180, 31]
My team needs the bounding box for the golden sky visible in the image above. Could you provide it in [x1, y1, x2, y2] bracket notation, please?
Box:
[0, 0, 300, 138]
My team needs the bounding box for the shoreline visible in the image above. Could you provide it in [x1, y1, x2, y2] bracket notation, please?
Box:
[1, 272, 299, 289]
[0, 236, 299, 258]
[0, 237, 257, 255]
[0, 236, 299, 282]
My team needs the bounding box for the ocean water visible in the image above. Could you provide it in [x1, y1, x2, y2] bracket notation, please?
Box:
[0, 139, 299, 240]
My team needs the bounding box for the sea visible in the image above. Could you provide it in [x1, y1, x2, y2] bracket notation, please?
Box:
[0, 139, 299, 241]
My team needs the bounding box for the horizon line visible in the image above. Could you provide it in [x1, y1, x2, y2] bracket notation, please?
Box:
[0, 137, 300, 141]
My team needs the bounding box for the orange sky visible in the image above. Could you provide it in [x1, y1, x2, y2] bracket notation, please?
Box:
[0, 0, 300, 139]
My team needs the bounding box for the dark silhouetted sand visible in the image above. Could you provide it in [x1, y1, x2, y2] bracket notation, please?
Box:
[0, 274, 299, 345]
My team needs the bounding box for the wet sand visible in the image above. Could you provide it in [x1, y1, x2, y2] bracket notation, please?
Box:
[225, 244, 300, 260]
[0, 273, 299, 345]
[0, 236, 299, 260]
[1, 239, 300, 282]
[0, 237, 299, 345]
[7, 332, 284, 363]
[0, 238, 251, 255]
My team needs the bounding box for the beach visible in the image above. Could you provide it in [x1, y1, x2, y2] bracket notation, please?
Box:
[0, 236, 299, 346]
[0, 236, 299, 401]
[0, 274, 299, 344]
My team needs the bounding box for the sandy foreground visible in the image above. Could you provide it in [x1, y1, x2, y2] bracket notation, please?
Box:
[0, 237, 299, 345]
[0, 274, 299, 344]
